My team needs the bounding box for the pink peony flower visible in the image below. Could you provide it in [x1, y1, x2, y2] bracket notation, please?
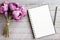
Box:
[0, 6, 3, 13]
[9, 3, 16, 11]
[19, 5, 27, 16]
[0, 1, 9, 14]
[2, 1, 9, 12]
[12, 6, 27, 21]
[0, 1, 27, 37]
[12, 8, 22, 21]
[9, 2, 19, 11]
[0, 1, 27, 21]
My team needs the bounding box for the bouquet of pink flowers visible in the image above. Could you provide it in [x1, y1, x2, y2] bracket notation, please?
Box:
[0, 1, 27, 37]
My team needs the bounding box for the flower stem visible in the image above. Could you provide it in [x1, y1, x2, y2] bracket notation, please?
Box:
[3, 17, 10, 37]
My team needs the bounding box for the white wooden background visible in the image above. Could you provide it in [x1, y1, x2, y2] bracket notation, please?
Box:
[0, 0, 60, 40]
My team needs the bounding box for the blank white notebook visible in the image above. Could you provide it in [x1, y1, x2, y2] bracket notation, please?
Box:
[28, 5, 55, 38]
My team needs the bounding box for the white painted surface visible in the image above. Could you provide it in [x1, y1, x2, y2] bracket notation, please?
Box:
[0, 0, 60, 40]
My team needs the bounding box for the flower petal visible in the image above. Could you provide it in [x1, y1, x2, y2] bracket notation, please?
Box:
[12, 10, 22, 21]
[9, 3, 16, 11]
[0, 6, 3, 13]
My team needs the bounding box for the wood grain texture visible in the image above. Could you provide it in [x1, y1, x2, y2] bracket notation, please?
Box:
[0, 0, 60, 40]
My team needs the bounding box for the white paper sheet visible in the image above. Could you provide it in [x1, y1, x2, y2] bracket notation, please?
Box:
[28, 5, 55, 38]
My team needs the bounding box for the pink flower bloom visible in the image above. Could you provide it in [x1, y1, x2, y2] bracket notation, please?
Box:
[2, 1, 9, 12]
[12, 6, 27, 21]
[12, 10, 22, 21]
[9, 3, 16, 11]
[0, 6, 3, 13]
[0, 1, 27, 21]
[2, 4, 8, 11]
[19, 6, 27, 16]
[9, 2, 19, 11]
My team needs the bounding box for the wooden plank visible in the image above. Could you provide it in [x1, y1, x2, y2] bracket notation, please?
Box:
[0, 0, 60, 40]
